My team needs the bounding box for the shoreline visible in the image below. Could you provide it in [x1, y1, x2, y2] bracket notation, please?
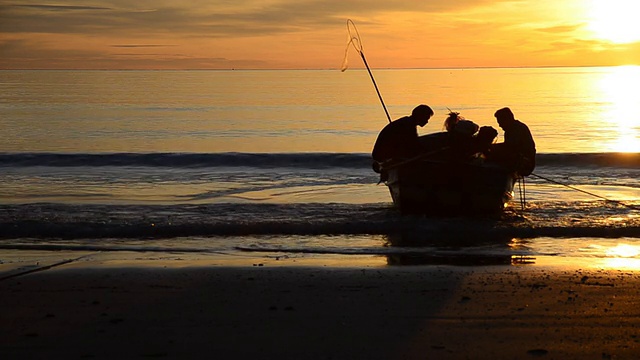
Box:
[2, 250, 640, 358]
[3, 246, 640, 276]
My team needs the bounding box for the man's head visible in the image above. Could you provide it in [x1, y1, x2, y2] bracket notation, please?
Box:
[477, 126, 498, 146]
[494, 107, 515, 130]
[411, 104, 434, 127]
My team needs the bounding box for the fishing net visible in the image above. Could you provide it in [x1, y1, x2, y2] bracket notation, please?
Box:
[341, 19, 363, 72]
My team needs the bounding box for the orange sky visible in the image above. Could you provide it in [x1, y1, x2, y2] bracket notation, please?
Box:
[1, 0, 639, 70]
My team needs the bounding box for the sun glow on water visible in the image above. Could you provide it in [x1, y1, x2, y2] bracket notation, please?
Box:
[597, 66, 640, 152]
[606, 243, 640, 258]
[601, 243, 640, 269]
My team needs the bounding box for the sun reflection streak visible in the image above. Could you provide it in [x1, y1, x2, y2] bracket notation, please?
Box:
[606, 243, 640, 258]
[598, 66, 640, 152]
[602, 243, 640, 269]
[602, 257, 640, 270]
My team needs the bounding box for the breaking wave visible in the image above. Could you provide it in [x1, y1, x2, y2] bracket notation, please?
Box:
[1, 152, 639, 169]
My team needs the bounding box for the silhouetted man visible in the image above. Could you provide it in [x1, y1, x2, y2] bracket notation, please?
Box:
[490, 107, 536, 176]
[371, 104, 434, 163]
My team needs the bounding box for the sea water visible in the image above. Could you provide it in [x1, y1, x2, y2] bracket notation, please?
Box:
[1, 67, 640, 268]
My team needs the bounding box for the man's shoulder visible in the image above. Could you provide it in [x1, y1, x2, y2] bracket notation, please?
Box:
[511, 119, 532, 133]
[384, 116, 412, 129]
[393, 116, 412, 124]
[514, 119, 529, 128]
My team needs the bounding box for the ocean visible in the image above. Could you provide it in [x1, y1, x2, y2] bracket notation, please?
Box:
[1, 67, 640, 268]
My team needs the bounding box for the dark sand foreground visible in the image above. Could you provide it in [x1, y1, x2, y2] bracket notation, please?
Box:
[2, 254, 640, 359]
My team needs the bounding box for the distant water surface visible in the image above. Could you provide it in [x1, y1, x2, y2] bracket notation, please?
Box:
[2, 67, 639, 153]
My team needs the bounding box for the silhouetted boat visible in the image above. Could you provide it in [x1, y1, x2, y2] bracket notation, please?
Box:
[381, 157, 518, 215]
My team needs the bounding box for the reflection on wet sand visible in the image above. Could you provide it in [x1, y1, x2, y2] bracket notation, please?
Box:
[383, 232, 536, 266]
[386, 253, 536, 266]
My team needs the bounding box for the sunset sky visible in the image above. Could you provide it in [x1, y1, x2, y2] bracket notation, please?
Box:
[1, 0, 639, 70]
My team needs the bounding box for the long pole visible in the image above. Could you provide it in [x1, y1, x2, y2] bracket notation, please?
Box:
[359, 52, 391, 123]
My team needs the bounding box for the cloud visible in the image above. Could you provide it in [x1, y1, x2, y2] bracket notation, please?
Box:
[535, 23, 585, 34]
[0, 0, 498, 38]
[3, 38, 101, 59]
[0, 35, 268, 69]
[6, 1, 633, 69]
[111, 44, 177, 48]
[0, 33, 503, 69]
[12, 4, 113, 11]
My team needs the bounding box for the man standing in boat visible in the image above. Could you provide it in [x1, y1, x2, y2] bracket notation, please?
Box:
[371, 104, 434, 164]
[490, 107, 536, 176]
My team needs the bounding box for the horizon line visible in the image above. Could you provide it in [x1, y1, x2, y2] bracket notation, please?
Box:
[1, 64, 638, 71]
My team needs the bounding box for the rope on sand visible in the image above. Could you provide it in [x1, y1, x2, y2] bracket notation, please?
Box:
[0, 254, 94, 282]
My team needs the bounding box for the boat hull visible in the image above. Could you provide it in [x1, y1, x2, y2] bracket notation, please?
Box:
[385, 159, 517, 215]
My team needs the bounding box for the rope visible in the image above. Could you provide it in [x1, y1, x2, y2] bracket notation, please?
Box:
[517, 176, 526, 211]
[531, 172, 640, 211]
[377, 147, 450, 171]
[0, 254, 94, 282]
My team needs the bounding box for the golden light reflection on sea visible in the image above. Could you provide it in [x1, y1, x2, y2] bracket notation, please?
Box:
[597, 66, 640, 152]
[2, 67, 639, 154]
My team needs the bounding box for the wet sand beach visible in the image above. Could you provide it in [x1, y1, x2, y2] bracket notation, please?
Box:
[2, 252, 640, 359]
